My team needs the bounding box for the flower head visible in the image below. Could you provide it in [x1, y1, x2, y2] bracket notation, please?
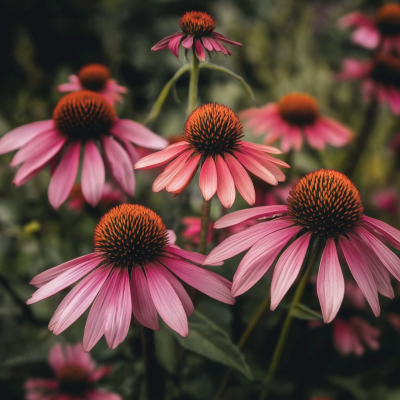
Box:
[0, 91, 167, 209]
[151, 11, 242, 61]
[240, 93, 352, 152]
[205, 169, 400, 323]
[27, 204, 234, 350]
[339, 4, 400, 52]
[58, 63, 127, 105]
[25, 342, 120, 400]
[135, 103, 289, 208]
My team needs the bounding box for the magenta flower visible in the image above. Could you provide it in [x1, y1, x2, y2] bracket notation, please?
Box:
[0, 91, 167, 209]
[240, 93, 352, 152]
[337, 54, 400, 115]
[27, 204, 234, 350]
[135, 103, 289, 208]
[205, 169, 400, 323]
[58, 64, 127, 105]
[25, 342, 120, 400]
[339, 4, 400, 52]
[151, 11, 242, 61]
[372, 188, 399, 216]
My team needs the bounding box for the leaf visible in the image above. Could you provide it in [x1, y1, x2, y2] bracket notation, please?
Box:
[290, 303, 323, 321]
[166, 310, 253, 380]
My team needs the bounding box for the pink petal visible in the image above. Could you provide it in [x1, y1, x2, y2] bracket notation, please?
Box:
[182, 35, 194, 49]
[111, 119, 168, 150]
[215, 155, 235, 208]
[333, 318, 354, 356]
[166, 154, 201, 194]
[167, 245, 207, 265]
[201, 37, 214, 51]
[48, 343, 65, 371]
[88, 366, 112, 383]
[338, 12, 375, 29]
[270, 233, 311, 310]
[102, 136, 135, 196]
[194, 39, 206, 61]
[352, 26, 380, 49]
[81, 140, 105, 207]
[304, 125, 326, 149]
[145, 262, 188, 337]
[122, 140, 142, 166]
[211, 32, 242, 47]
[168, 34, 184, 57]
[25, 379, 58, 390]
[48, 141, 81, 209]
[151, 32, 183, 51]
[131, 267, 159, 330]
[167, 230, 177, 245]
[317, 238, 344, 323]
[199, 156, 217, 200]
[85, 389, 123, 400]
[363, 215, 400, 250]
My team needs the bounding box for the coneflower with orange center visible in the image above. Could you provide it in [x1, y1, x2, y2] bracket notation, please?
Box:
[135, 103, 289, 208]
[240, 93, 352, 152]
[0, 91, 167, 209]
[151, 11, 242, 61]
[205, 169, 400, 323]
[27, 204, 234, 349]
[58, 63, 127, 105]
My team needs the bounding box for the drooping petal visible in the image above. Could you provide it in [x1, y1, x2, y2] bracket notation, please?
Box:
[363, 216, 400, 250]
[238, 140, 283, 155]
[166, 154, 201, 194]
[194, 39, 206, 61]
[168, 34, 184, 57]
[215, 155, 235, 208]
[317, 238, 345, 323]
[122, 140, 142, 166]
[151, 32, 183, 51]
[211, 32, 243, 47]
[182, 35, 194, 49]
[199, 156, 217, 200]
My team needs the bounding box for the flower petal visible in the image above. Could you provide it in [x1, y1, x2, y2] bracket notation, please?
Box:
[199, 156, 217, 200]
[166, 154, 201, 194]
[194, 39, 206, 61]
[48, 343, 65, 372]
[215, 155, 235, 208]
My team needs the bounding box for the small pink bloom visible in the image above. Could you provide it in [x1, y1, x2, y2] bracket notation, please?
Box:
[240, 93, 352, 152]
[135, 103, 289, 208]
[151, 11, 242, 61]
[58, 64, 127, 105]
[337, 54, 400, 115]
[0, 91, 167, 209]
[372, 188, 399, 216]
[27, 204, 234, 350]
[205, 169, 400, 323]
[339, 5, 400, 53]
[25, 342, 120, 400]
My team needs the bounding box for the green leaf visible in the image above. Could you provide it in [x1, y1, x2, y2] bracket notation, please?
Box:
[167, 311, 253, 380]
[199, 63, 258, 106]
[290, 303, 323, 321]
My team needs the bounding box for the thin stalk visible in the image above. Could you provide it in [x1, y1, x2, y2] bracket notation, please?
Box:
[188, 54, 200, 114]
[198, 198, 211, 255]
[258, 237, 323, 400]
[214, 294, 271, 400]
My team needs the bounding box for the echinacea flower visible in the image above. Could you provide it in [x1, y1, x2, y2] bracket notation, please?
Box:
[0, 91, 167, 209]
[339, 4, 400, 52]
[135, 103, 289, 208]
[337, 54, 400, 115]
[205, 169, 400, 323]
[240, 93, 352, 152]
[58, 64, 127, 105]
[25, 342, 120, 400]
[151, 11, 242, 61]
[27, 204, 234, 350]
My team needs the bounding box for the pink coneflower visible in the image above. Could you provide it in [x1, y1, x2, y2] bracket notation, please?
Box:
[337, 54, 400, 115]
[25, 342, 120, 400]
[27, 204, 234, 350]
[58, 64, 127, 105]
[339, 4, 400, 52]
[135, 103, 289, 208]
[240, 93, 352, 152]
[372, 188, 399, 216]
[151, 11, 242, 61]
[205, 169, 400, 323]
[0, 91, 167, 209]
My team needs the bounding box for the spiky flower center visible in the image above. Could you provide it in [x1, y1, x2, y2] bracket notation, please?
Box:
[56, 364, 88, 395]
[78, 64, 110, 91]
[287, 169, 364, 237]
[183, 103, 243, 157]
[53, 91, 116, 141]
[376, 4, 400, 36]
[94, 204, 168, 268]
[277, 93, 319, 126]
[179, 11, 216, 36]
[371, 53, 400, 88]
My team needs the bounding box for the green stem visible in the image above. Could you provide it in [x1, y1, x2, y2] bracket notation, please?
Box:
[258, 237, 323, 400]
[198, 198, 212, 255]
[188, 55, 200, 114]
[214, 294, 271, 400]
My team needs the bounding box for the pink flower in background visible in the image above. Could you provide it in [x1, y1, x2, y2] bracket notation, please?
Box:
[25, 342, 120, 400]
[339, 4, 400, 52]
[27, 204, 234, 350]
[135, 103, 289, 208]
[253, 178, 293, 207]
[151, 11, 242, 61]
[337, 54, 400, 115]
[205, 169, 400, 323]
[0, 91, 167, 209]
[240, 93, 352, 152]
[372, 189, 399, 216]
[58, 64, 127, 105]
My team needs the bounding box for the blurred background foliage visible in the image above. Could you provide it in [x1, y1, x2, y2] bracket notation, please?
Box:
[1, 0, 400, 399]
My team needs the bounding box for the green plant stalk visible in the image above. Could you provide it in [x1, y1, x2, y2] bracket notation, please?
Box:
[258, 237, 323, 400]
[188, 55, 200, 113]
[198, 198, 211, 255]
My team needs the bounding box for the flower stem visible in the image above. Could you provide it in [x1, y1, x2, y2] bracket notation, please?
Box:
[258, 237, 323, 400]
[188, 54, 200, 114]
[198, 197, 212, 255]
[213, 294, 271, 400]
